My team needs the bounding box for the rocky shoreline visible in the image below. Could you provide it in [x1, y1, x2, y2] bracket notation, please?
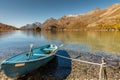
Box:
[0, 50, 120, 80]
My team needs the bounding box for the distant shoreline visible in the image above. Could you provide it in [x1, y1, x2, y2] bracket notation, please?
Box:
[22, 28, 120, 32]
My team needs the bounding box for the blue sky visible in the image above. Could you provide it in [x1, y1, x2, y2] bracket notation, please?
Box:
[0, 0, 120, 27]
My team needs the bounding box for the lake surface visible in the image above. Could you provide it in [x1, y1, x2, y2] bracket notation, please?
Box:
[0, 30, 120, 63]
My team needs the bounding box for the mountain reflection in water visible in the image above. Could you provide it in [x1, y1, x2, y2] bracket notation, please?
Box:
[42, 31, 120, 54]
[0, 30, 120, 55]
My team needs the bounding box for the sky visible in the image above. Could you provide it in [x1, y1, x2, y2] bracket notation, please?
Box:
[0, 0, 120, 27]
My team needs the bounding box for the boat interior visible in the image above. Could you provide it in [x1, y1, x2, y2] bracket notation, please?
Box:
[5, 45, 57, 63]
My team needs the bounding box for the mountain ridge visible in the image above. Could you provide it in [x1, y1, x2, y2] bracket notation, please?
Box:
[41, 3, 120, 31]
[1, 3, 120, 31]
[20, 22, 41, 30]
[0, 23, 18, 31]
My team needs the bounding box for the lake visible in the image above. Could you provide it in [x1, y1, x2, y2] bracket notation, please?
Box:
[0, 30, 120, 63]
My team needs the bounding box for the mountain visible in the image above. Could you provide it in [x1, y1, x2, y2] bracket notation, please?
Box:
[41, 18, 57, 30]
[21, 22, 41, 30]
[0, 23, 18, 31]
[41, 4, 120, 31]
[87, 4, 120, 29]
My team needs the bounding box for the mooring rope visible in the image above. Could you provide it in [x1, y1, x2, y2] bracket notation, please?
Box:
[55, 54, 101, 66]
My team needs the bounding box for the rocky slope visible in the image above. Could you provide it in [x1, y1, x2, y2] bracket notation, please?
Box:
[21, 22, 41, 30]
[42, 4, 120, 31]
[41, 18, 57, 30]
[0, 23, 18, 31]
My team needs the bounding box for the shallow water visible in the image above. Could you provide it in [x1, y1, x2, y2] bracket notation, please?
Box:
[0, 30, 120, 79]
[0, 30, 120, 63]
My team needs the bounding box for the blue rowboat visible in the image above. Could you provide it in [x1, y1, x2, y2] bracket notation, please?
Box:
[1, 44, 58, 78]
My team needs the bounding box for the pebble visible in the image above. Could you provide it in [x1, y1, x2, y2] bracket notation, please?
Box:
[0, 50, 120, 80]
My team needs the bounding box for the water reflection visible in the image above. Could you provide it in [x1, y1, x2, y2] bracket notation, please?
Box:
[21, 30, 42, 38]
[0, 30, 120, 54]
[42, 31, 120, 54]
[0, 31, 15, 38]
[0, 30, 120, 79]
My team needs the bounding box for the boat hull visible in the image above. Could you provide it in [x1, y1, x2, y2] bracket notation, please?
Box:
[1, 54, 55, 78]
[1, 44, 58, 78]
